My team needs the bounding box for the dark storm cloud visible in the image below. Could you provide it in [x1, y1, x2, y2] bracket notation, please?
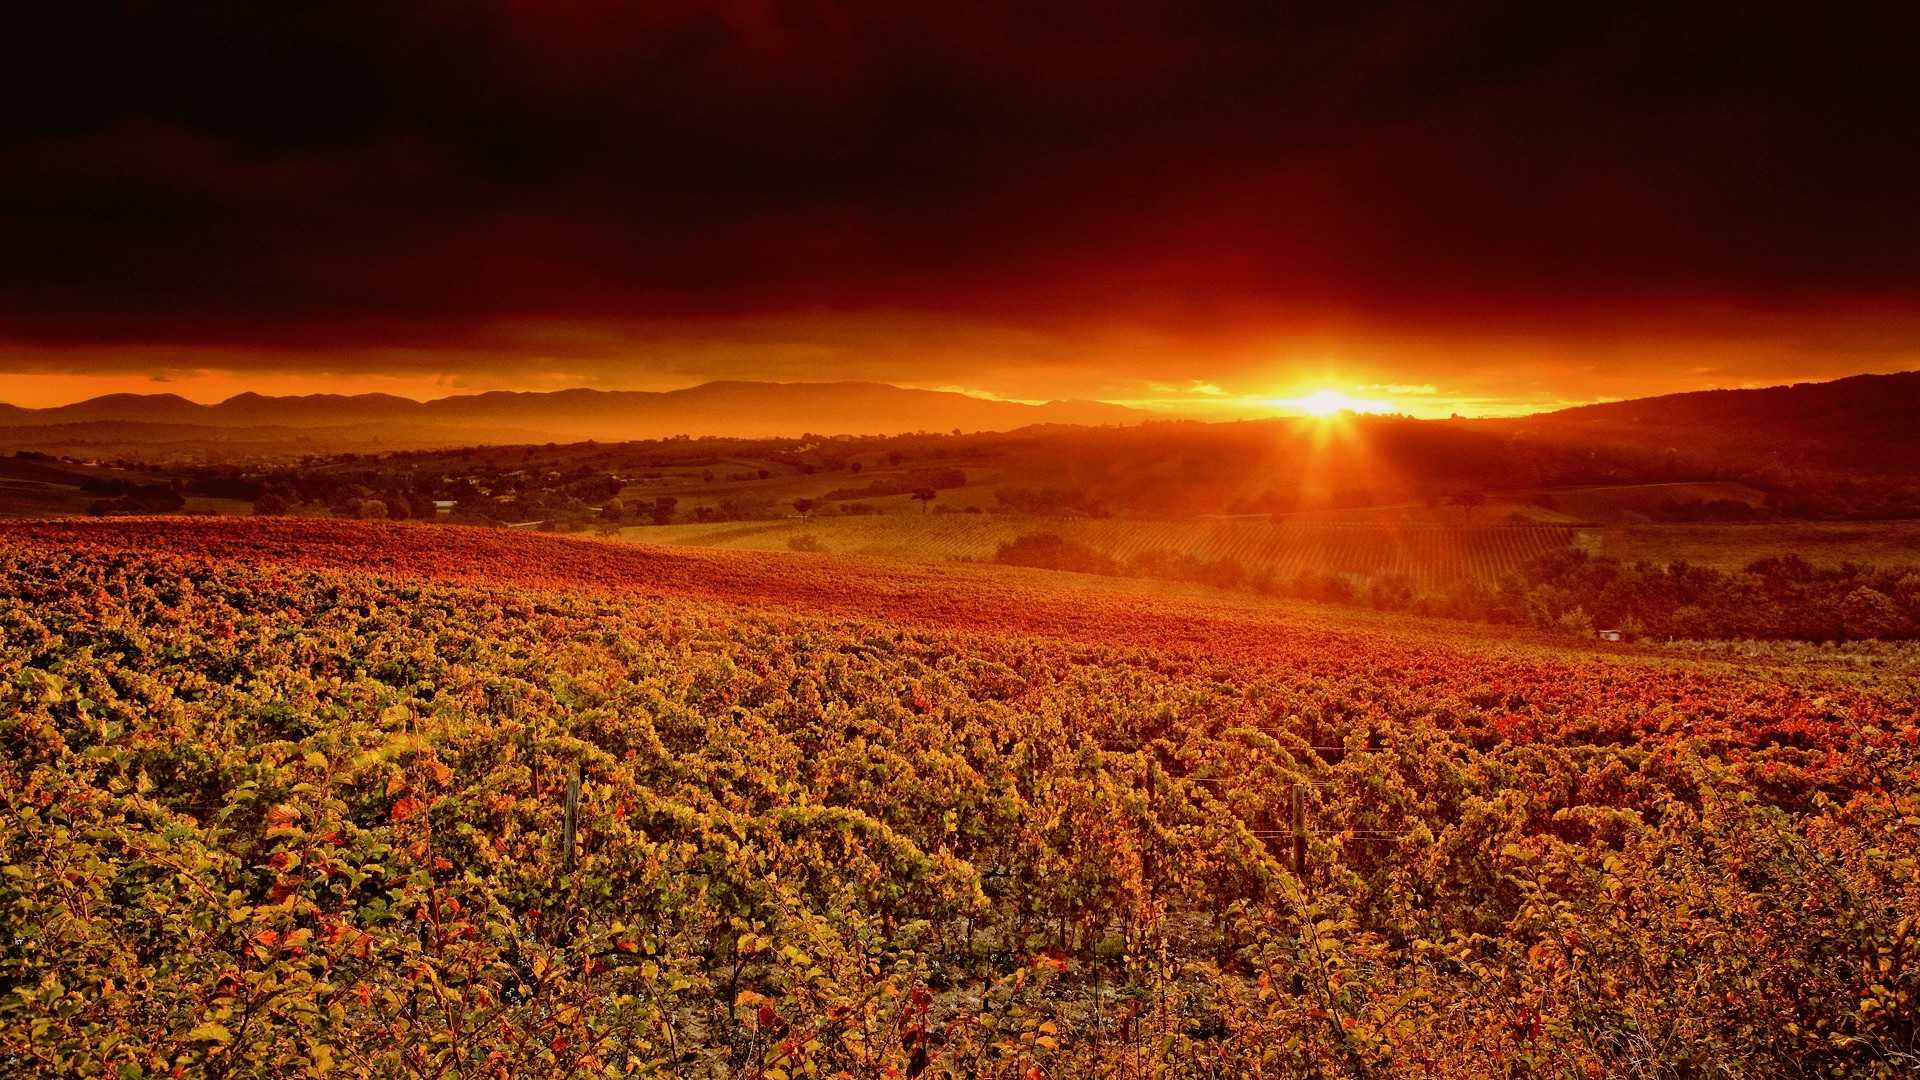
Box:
[3, 0, 1919, 351]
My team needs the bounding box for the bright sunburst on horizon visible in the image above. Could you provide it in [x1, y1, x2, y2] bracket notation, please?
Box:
[1275, 388, 1396, 417]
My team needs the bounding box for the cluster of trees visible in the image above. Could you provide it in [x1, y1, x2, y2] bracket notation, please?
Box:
[1298, 553, 1920, 642]
[1310, 553, 1920, 642]
[82, 477, 186, 516]
[1758, 474, 1920, 520]
[997, 532, 1920, 642]
[253, 489, 437, 522]
[242, 465, 630, 529]
[210, 436, 979, 529]
[221, 433, 950, 516]
[1488, 551, 1920, 641]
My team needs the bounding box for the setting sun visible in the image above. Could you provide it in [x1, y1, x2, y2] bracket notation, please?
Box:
[1279, 388, 1395, 417]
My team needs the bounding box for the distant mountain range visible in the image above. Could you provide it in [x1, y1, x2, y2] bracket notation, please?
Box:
[2, 371, 1916, 469]
[0, 381, 1144, 453]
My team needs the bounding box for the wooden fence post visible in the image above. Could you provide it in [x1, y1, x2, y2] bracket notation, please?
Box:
[563, 762, 581, 872]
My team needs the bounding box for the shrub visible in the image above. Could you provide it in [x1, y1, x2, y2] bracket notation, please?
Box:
[1841, 586, 1903, 640]
[995, 532, 1119, 575]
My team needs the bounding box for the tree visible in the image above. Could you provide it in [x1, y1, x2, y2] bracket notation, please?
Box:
[792, 498, 816, 517]
[1449, 489, 1487, 521]
[650, 497, 679, 525]
[1841, 586, 1903, 640]
[717, 494, 776, 520]
[252, 493, 290, 516]
[912, 488, 937, 513]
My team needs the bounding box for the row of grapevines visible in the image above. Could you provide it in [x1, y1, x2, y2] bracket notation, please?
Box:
[0, 523, 1915, 1077]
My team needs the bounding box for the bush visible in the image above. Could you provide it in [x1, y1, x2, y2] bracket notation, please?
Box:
[1555, 606, 1596, 638]
[1841, 586, 1903, 640]
[995, 533, 1119, 575]
[716, 494, 778, 520]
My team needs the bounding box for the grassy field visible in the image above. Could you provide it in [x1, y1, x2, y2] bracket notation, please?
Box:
[626, 475, 1920, 587]
[627, 514, 1587, 588]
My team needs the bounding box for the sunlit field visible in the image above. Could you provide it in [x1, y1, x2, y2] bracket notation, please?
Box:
[631, 516, 1583, 590]
[3, 519, 1915, 1077]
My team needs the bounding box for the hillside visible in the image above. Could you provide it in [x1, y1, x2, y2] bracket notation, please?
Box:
[0, 381, 1143, 455]
[1503, 369, 1920, 475]
[2, 519, 1914, 1076]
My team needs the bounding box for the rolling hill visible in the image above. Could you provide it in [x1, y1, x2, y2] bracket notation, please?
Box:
[1497, 369, 1920, 474]
[0, 381, 1144, 455]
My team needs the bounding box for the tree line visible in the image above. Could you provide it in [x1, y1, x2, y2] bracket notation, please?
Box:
[997, 532, 1920, 642]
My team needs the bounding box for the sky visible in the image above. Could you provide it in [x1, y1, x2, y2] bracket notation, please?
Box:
[3, 1, 1919, 416]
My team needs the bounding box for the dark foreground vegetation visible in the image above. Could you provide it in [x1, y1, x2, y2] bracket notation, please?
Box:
[1, 522, 1916, 1077]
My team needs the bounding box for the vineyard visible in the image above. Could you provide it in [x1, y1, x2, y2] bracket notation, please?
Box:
[638, 517, 1586, 589]
[2, 519, 1917, 1078]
